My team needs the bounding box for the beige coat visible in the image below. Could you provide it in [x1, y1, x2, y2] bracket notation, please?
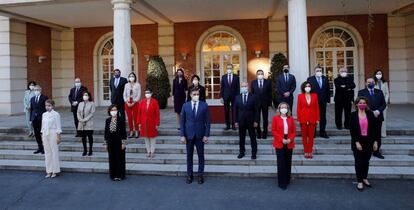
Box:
[123, 82, 141, 103]
[77, 101, 95, 131]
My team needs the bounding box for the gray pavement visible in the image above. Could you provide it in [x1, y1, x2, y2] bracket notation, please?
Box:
[0, 171, 413, 210]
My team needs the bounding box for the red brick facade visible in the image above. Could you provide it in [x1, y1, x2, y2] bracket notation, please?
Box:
[26, 23, 52, 97]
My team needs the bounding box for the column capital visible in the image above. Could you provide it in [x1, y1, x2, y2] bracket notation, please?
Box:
[111, 0, 132, 9]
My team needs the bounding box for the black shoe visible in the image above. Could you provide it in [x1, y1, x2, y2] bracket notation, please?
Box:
[75, 134, 81, 137]
[33, 149, 41, 154]
[237, 153, 245, 159]
[186, 175, 193, 184]
[373, 152, 385, 159]
[344, 126, 350, 130]
[279, 185, 287, 190]
[128, 132, 134, 138]
[40, 150, 44, 154]
[82, 151, 87, 156]
[198, 175, 204, 184]
[262, 134, 267, 139]
[320, 132, 329, 139]
[251, 154, 257, 160]
[336, 126, 343, 130]
[231, 125, 237, 131]
[88, 150, 93, 156]
[363, 182, 372, 188]
[224, 126, 230, 131]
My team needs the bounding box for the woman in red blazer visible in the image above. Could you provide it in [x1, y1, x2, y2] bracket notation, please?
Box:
[137, 88, 160, 158]
[297, 81, 320, 159]
[272, 102, 296, 190]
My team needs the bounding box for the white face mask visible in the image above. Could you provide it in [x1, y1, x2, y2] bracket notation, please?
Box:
[240, 87, 248, 94]
[192, 95, 199, 102]
[280, 108, 288, 115]
[110, 111, 118, 117]
[145, 93, 151, 99]
[129, 77, 135, 82]
[227, 69, 232, 74]
[29, 85, 35, 90]
[315, 71, 323, 77]
[257, 75, 264, 80]
[192, 80, 199, 85]
[83, 96, 89, 101]
[376, 74, 382, 80]
[75, 82, 81, 88]
[340, 72, 347, 77]
[305, 87, 311, 93]
[34, 91, 41, 96]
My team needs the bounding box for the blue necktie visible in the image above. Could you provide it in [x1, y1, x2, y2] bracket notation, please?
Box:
[192, 102, 196, 117]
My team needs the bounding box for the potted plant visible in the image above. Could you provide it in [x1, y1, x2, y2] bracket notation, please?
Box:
[269, 53, 288, 108]
[146, 55, 171, 109]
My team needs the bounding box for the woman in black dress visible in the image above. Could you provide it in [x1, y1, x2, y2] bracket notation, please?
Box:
[172, 69, 188, 129]
[104, 105, 127, 181]
[187, 75, 206, 102]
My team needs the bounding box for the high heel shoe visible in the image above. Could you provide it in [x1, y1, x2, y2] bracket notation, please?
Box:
[128, 132, 134, 138]
[356, 183, 364, 191]
[363, 180, 372, 188]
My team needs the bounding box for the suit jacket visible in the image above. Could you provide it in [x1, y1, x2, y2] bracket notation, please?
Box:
[30, 94, 48, 122]
[334, 76, 355, 102]
[349, 110, 380, 151]
[307, 75, 330, 104]
[104, 116, 127, 142]
[251, 79, 272, 106]
[296, 93, 320, 124]
[187, 84, 206, 102]
[220, 74, 240, 101]
[180, 101, 211, 139]
[68, 86, 87, 112]
[234, 93, 259, 127]
[138, 98, 160, 138]
[110, 77, 128, 105]
[271, 115, 296, 149]
[357, 88, 387, 121]
[277, 73, 296, 100]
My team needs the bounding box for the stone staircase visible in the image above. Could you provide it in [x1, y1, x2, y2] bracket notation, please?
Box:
[0, 128, 413, 179]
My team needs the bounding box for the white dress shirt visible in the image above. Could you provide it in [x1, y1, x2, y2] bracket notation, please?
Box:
[41, 110, 62, 136]
[281, 116, 288, 135]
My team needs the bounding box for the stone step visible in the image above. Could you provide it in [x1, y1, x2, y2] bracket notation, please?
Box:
[1, 149, 413, 167]
[0, 141, 413, 155]
[0, 159, 413, 179]
[1, 134, 413, 145]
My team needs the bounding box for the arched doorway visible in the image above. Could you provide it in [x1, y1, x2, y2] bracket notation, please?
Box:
[310, 25, 363, 102]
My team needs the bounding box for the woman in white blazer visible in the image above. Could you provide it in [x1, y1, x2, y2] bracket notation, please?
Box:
[123, 72, 141, 138]
[77, 91, 96, 156]
[41, 99, 62, 178]
[373, 69, 390, 137]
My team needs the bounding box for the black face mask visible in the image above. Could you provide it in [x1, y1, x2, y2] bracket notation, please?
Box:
[283, 69, 289, 73]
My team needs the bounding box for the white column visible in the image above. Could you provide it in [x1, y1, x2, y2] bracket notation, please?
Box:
[111, 0, 132, 78]
[288, 0, 309, 110]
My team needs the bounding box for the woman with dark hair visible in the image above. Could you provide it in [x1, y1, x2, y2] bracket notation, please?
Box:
[172, 69, 188, 130]
[187, 75, 206, 102]
[123, 72, 141, 138]
[138, 88, 160, 158]
[104, 105, 127, 181]
[373, 69, 389, 137]
[77, 91, 95, 156]
[350, 96, 380, 191]
[296, 81, 320, 159]
[23, 81, 36, 137]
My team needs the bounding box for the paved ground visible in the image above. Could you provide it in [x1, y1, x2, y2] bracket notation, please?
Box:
[0, 171, 413, 210]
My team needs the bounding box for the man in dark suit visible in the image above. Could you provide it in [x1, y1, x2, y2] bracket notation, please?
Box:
[277, 65, 296, 110]
[180, 88, 211, 184]
[68, 78, 87, 137]
[30, 85, 48, 154]
[220, 64, 240, 131]
[358, 78, 387, 159]
[334, 68, 356, 130]
[307, 66, 330, 138]
[110, 69, 128, 120]
[235, 82, 259, 159]
[251, 69, 272, 139]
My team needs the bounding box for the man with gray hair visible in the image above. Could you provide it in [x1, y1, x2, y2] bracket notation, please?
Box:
[334, 67, 356, 130]
[30, 85, 48, 154]
[68, 78, 87, 137]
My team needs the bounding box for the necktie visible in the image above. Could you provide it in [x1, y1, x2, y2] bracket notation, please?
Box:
[228, 74, 232, 86]
[318, 77, 322, 88]
[285, 74, 288, 83]
[259, 80, 262, 89]
[36, 96, 39, 104]
[75, 87, 79, 99]
[192, 102, 196, 117]
[243, 94, 247, 105]
[370, 89, 374, 97]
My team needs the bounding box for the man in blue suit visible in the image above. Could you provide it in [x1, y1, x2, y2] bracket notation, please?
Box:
[277, 65, 296, 110]
[251, 69, 272, 139]
[307, 66, 330, 138]
[358, 77, 387, 159]
[180, 88, 211, 184]
[30, 85, 48, 154]
[220, 64, 240, 131]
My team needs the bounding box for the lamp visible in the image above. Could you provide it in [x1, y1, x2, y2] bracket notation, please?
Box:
[38, 56, 47, 63]
[255, 50, 262, 58]
[181, 52, 188, 61]
[144, 54, 150, 61]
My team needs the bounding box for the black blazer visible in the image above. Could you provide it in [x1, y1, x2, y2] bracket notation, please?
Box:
[220, 74, 240, 101]
[307, 75, 330, 104]
[110, 77, 128, 105]
[104, 117, 127, 142]
[349, 110, 380, 151]
[187, 84, 206, 102]
[30, 94, 48, 122]
[68, 86, 88, 112]
[251, 79, 272, 106]
[277, 73, 296, 99]
[334, 76, 355, 102]
[357, 88, 387, 121]
[234, 93, 259, 127]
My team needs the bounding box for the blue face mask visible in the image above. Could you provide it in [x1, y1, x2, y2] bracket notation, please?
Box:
[114, 74, 120, 78]
[240, 87, 248, 94]
[367, 83, 375, 89]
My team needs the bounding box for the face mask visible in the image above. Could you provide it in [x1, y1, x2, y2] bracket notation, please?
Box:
[283, 69, 289, 73]
[192, 95, 199, 102]
[376, 74, 382, 80]
[34, 91, 41, 96]
[358, 104, 367, 110]
[114, 74, 120, 78]
[83, 96, 89, 101]
[367, 83, 375, 89]
[257, 75, 264, 80]
[340, 72, 347, 77]
[315, 71, 323, 77]
[129, 77, 135, 82]
[192, 80, 199, 86]
[45, 106, 53, 112]
[305, 87, 311, 93]
[227, 69, 232, 74]
[29, 85, 35, 90]
[177, 73, 183, 77]
[145, 93, 151, 99]
[75, 82, 81, 88]
[280, 108, 288, 114]
[110, 111, 118, 117]
[240, 87, 248, 94]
